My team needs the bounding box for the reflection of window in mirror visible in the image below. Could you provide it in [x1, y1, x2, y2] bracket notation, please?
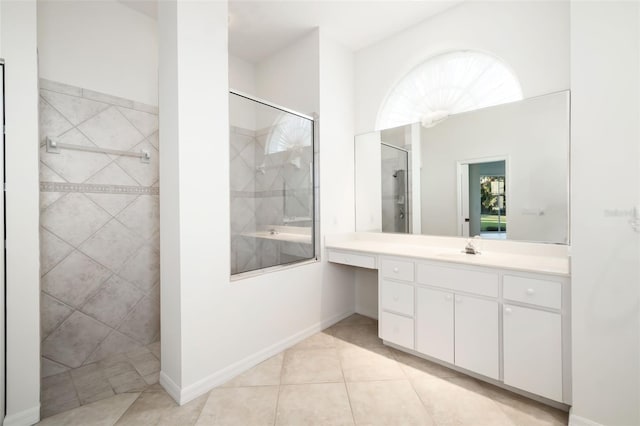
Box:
[376, 50, 523, 131]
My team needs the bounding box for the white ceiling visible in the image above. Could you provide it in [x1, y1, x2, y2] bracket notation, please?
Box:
[229, 1, 461, 63]
[118, 1, 462, 63]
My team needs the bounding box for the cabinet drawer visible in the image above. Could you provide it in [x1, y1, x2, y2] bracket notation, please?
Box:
[503, 275, 561, 310]
[327, 250, 376, 269]
[416, 263, 498, 297]
[379, 311, 414, 349]
[380, 258, 414, 282]
[380, 280, 414, 316]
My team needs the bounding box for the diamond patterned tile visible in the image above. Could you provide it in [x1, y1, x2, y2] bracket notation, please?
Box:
[39, 97, 73, 145]
[118, 245, 160, 293]
[117, 107, 158, 137]
[79, 219, 145, 272]
[81, 275, 145, 328]
[118, 295, 160, 345]
[78, 107, 145, 151]
[146, 132, 159, 150]
[40, 129, 112, 184]
[116, 195, 159, 240]
[42, 311, 112, 368]
[41, 89, 110, 126]
[40, 227, 74, 276]
[41, 357, 70, 378]
[41, 293, 74, 340]
[41, 193, 111, 247]
[40, 161, 67, 183]
[116, 140, 159, 186]
[85, 330, 145, 365]
[42, 251, 112, 308]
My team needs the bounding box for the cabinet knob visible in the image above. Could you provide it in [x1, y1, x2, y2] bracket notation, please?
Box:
[445, 294, 452, 301]
[393, 267, 399, 273]
[526, 288, 535, 295]
[393, 295, 399, 302]
[345, 257, 350, 262]
[505, 307, 512, 314]
[455, 296, 463, 303]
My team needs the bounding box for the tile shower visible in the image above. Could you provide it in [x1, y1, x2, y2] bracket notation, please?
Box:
[38, 79, 160, 418]
[230, 93, 315, 275]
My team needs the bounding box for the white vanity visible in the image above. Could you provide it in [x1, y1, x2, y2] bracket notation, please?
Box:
[326, 232, 571, 407]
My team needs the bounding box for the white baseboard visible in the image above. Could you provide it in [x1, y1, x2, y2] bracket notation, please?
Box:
[169, 310, 354, 405]
[159, 371, 182, 404]
[569, 412, 605, 426]
[3, 405, 40, 426]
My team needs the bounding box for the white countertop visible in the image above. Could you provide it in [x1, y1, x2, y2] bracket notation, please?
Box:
[325, 233, 570, 277]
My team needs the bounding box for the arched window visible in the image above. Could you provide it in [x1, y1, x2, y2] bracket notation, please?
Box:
[376, 51, 523, 130]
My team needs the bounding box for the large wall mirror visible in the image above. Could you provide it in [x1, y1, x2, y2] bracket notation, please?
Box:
[355, 90, 570, 244]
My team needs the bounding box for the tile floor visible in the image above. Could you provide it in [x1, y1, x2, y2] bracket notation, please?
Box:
[41, 341, 161, 419]
[38, 314, 568, 425]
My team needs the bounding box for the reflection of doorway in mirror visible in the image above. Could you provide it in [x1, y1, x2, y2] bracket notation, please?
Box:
[381, 143, 410, 233]
[458, 158, 507, 240]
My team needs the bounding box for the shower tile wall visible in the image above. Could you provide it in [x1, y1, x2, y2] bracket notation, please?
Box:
[230, 125, 313, 275]
[38, 79, 160, 377]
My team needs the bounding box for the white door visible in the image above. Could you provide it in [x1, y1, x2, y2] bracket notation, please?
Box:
[503, 304, 562, 401]
[454, 295, 499, 379]
[0, 60, 5, 424]
[416, 287, 454, 363]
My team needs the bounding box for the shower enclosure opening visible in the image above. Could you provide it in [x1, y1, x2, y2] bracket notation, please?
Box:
[381, 142, 410, 233]
[229, 91, 316, 276]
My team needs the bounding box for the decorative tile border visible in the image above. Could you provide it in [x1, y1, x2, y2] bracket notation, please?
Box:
[41, 181, 159, 195]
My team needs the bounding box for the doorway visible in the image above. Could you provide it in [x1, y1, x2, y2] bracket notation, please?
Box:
[459, 158, 507, 240]
[381, 143, 409, 233]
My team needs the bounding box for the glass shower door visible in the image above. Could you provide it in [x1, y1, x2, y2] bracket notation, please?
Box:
[381, 143, 409, 233]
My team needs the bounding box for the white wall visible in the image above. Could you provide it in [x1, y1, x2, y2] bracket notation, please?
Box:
[229, 54, 255, 94]
[37, 0, 158, 106]
[354, 1, 569, 133]
[1, 1, 42, 424]
[160, 9, 355, 404]
[256, 31, 319, 116]
[570, 2, 640, 425]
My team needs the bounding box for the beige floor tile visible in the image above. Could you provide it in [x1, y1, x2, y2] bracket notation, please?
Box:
[128, 351, 161, 376]
[143, 371, 160, 385]
[281, 348, 343, 384]
[276, 383, 354, 426]
[221, 353, 284, 387]
[115, 390, 177, 425]
[347, 380, 435, 426]
[158, 392, 209, 426]
[147, 341, 161, 359]
[412, 375, 514, 426]
[337, 314, 377, 327]
[108, 370, 147, 394]
[476, 382, 568, 426]
[329, 324, 383, 348]
[41, 372, 81, 419]
[195, 386, 278, 426]
[393, 350, 462, 379]
[339, 345, 405, 382]
[38, 392, 140, 426]
[291, 331, 336, 351]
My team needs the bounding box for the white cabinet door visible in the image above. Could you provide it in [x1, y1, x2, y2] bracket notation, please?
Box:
[454, 295, 499, 380]
[503, 304, 562, 402]
[416, 287, 454, 364]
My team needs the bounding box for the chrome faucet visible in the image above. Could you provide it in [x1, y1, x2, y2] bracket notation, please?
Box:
[464, 236, 481, 255]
